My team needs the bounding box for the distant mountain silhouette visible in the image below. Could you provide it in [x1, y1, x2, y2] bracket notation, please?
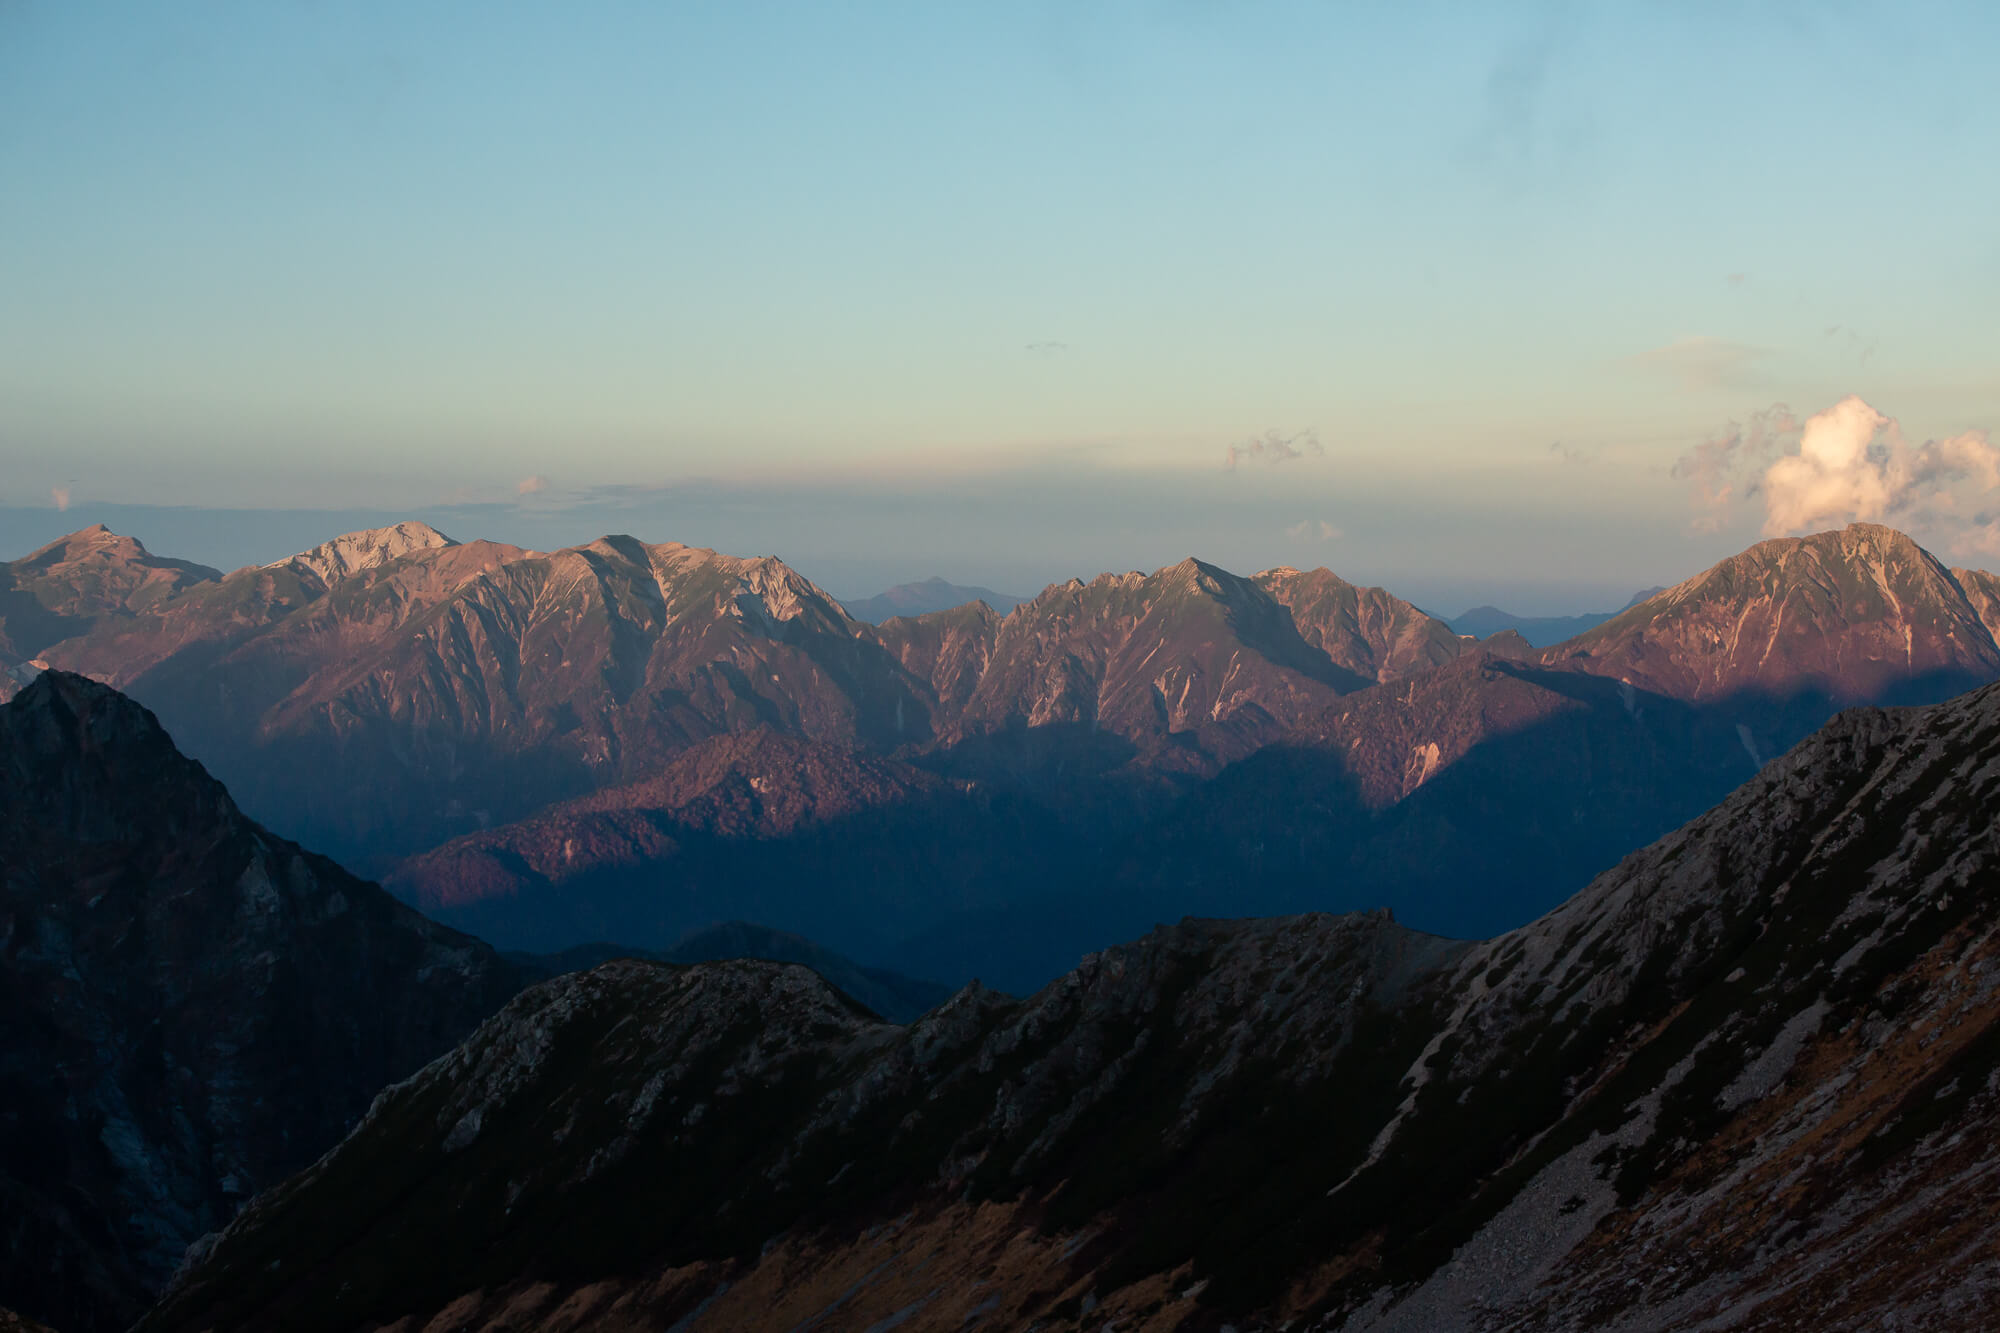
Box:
[1447, 585, 1667, 645]
[840, 576, 1025, 622]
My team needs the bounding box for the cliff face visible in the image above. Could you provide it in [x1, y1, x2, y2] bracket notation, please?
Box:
[144, 678, 2000, 1332]
[0, 672, 522, 1333]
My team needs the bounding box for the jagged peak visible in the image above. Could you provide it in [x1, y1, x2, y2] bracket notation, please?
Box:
[274, 521, 457, 587]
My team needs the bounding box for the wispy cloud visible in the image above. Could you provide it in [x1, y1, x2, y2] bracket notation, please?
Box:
[1225, 428, 1323, 471]
[1670, 404, 1798, 531]
[516, 475, 550, 496]
[1548, 441, 1594, 465]
[1024, 341, 1069, 356]
[1282, 518, 1341, 542]
[51, 486, 71, 512]
[1625, 335, 1773, 392]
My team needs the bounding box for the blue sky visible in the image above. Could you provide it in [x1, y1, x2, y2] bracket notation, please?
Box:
[5, 2, 1999, 609]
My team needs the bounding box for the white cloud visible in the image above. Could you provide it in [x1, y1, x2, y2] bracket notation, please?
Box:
[51, 486, 71, 512]
[1761, 396, 2000, 536]
[1282, 518, 1342, 542]
[516, 475, 549, 496]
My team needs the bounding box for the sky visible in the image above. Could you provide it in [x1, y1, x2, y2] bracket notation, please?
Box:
[4, 2, 2000, 611]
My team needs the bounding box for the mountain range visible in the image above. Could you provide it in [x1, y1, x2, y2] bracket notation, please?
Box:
[6, 517, 2000, 1328]
[136, 667, 2000, 1331]
[7, 520, 2000, 989]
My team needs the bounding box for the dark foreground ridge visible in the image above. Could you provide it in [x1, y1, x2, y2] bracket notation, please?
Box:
[0, 672, 523, 1333]
[144, 681, 2000, 1331]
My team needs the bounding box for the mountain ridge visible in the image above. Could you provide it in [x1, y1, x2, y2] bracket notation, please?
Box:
[139, 675, 2000, 1331]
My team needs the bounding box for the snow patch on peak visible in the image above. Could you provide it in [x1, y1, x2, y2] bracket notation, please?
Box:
[277, 522, 456, 587]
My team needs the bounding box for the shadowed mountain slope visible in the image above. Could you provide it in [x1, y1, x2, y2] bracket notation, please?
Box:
[384, 729, 1081, 976]
[143, 678, 2000, 1332]
[0, 672, 522, 1333]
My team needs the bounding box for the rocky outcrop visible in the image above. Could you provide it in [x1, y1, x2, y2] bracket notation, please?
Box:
[0, 672, 522, 1333]
[1256, 565, 1467, 683]
[270, 520, 457, 591]
[142, 678, 2000, 1331]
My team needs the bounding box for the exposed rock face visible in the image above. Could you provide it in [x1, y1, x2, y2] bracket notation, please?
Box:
[1255, 565, 1467, 683]
[1953, 565, 2000, 645]
[1556, 523, 2000, 705]
[30, 533, 929, 868]
[143, 679, 2000, 1331]
[270, 520, 457, 591]
[952, 558, 1379, 743]
[0, 672, 521, 1333]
